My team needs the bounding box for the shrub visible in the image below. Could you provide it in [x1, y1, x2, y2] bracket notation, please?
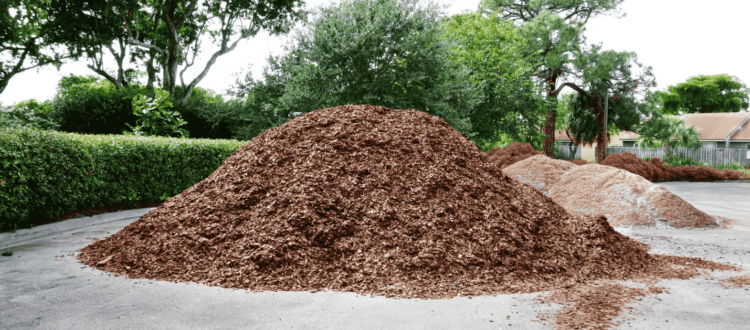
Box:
[170, 86, 244, 140]
[663, 153, 705, 167]
[0, 99, 59, 131]
[125, 88, 189, 138]
[49, 77, 149, 135]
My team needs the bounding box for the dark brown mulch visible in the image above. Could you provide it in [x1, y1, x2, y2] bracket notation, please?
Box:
[487, 141, 542, 169]
[0, 201, 166, 233]
[77, 105, 737, 301]
[600, 153, 750, 182]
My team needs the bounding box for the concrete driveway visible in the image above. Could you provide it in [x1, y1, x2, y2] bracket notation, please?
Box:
[1, 182, 749, 330]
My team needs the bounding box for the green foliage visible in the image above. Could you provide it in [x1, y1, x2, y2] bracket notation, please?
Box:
[225, 0, 474, 139]
[554, 93, 575, 132]
[637, 112, 702, 149]
[662, 153, 705, 167]
[55, 73, 101, 95]
[564, 44, 656, 146]
[125, 88, 189, 138]
[0, 98, 59, 130]
[171, 85, 245, 140]
[0, 128, 244, 232]
[661, 74, 749, 114]
[716, 162, 742, 171]
[477, 132, 515, 153]
[48, 75, 147, 135]
[441, 10, 546, 148]
[0, 0, 69, 96]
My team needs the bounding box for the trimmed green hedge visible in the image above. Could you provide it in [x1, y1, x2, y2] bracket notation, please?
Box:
[0, 128, 245, 232]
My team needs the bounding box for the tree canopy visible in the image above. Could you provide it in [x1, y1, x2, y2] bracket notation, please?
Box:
[225, 0, 474, 139]
[441, 10, 545, 148]
[35, 0, 306, 104]
[562, 44, 655, 161]
[480, 0, 627, 157]
[635, 111, 701, 149]
[0, 0, 76, 96]
[660, 74, 749, 115]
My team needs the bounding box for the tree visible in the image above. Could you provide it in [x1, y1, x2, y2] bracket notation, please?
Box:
[660, 74, 749, 115]
[636, 111, 701, 150]
[480, 0, 625, 157]
[37, 0, 162, 91]
[225, 0, 474, 138]
[562, 44, 655, 161]
[0, 0, 76, 96]
[37, 0, 306, 105]
[441, 10, 546, 149]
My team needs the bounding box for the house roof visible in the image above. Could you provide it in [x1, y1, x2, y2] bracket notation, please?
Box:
[619, 112, 750, 141]
[732, 114, 750, 140]
[555, 130, 571, 141]
[680, 112, 750, 140]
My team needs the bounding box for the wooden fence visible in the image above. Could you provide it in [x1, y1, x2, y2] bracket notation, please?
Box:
[555, 145, 582, 160]
[606, 147, 750, 166]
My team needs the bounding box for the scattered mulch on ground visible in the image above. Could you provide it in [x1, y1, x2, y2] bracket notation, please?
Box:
[535, 282, 662, 330]
[503, 155, 575, 196]
[487, 141, 541, 169]
[549, 164, 719, 228]
[78, 104, 674, 300]
[0, 200, 166, 234]
[720, 274, 750, 289]
[569, 159, 590, 166]
[535, 255, 740, 329]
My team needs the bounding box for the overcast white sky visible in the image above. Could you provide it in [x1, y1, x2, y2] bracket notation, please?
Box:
[1, 0, 749, 107]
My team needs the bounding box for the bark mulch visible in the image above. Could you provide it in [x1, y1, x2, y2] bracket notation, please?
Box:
[76, 105, 741, 308]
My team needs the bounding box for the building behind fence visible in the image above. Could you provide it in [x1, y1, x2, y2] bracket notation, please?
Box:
[606, 147, 750, 166]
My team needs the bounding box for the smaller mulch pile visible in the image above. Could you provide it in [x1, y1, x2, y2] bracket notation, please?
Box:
[502, 155, 720, 228]
[599, 153, 749, 182]
[503, 155, 575, 196]
[487, 142, 541, 169]
[549, 164, 720, 228]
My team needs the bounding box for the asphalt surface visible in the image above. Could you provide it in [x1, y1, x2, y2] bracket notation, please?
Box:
[1, 182, 749, 330]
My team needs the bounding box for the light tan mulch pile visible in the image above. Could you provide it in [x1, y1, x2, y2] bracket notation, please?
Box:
[503, 157, 719, 228]
[503, 155, 575, 196]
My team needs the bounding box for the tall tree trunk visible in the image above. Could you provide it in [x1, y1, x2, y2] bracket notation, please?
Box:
[543, 74, 560, 157]
[542, 98, 557, 157]
[595, 128, 607, 162]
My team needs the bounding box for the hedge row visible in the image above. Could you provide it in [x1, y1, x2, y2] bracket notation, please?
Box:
[0, 128, 245, 232]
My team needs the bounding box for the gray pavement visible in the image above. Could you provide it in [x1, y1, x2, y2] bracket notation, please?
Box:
[656, 181, 750, 225]
[1, 182, 749, 330]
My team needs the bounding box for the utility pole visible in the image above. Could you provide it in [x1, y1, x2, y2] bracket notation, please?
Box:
[603, 89, 608, 153]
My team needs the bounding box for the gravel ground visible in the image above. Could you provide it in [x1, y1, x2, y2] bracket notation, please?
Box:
[1, 182, 749, 329]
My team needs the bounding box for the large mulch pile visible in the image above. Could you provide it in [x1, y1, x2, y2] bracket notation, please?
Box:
[549, 164, 720, 228]
[599, 153, 749, 182]
[503, 155, 575, 196]
[76, 104, 740, 330]
[487, 141, 541, 169]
